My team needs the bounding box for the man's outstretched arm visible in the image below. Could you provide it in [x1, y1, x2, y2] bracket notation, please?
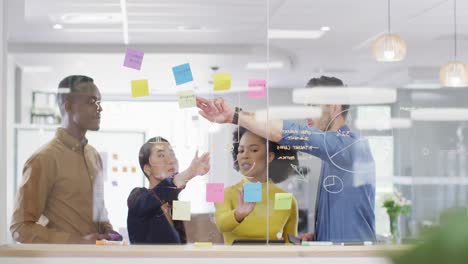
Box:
[196, 96, 284, 142]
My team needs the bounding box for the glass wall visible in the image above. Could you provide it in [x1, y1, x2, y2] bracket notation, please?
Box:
[6, 0, 270, 245]
[3, 0, 468, 248]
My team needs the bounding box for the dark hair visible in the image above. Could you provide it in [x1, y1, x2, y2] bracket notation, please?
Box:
[57, 75, 95, 113]
[306, 75, 349, 118]
[232, 127, 299, 183]
[138, 137, 170, 179]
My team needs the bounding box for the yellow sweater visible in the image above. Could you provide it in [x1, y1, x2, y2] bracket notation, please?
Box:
[214, 179, 298, 245]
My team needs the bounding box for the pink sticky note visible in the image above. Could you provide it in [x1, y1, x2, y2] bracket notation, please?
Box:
[206, 183, 224, 203]
[123, 48, 144, 70]
[248, 79, 266, 98]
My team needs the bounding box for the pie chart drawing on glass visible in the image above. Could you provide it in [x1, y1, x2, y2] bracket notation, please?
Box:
[323, 107, 383, 174]
[323, 175, 344, 194]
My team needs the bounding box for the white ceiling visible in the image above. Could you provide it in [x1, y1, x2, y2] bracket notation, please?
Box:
[6, 0, 468, 92]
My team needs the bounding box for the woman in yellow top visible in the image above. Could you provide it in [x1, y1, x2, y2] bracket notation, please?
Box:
[215, 127, 299, 244]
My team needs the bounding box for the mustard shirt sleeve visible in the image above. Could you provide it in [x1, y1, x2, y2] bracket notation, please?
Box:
[214, 188, 241, 232]
[283, 196, 299, 243]
[94, 153, 117, 235]
[10, 154, 79, 243]
[98, 218, 115, 234]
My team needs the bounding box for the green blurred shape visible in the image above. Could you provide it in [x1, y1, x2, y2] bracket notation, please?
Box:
[391, 207, 468, 264]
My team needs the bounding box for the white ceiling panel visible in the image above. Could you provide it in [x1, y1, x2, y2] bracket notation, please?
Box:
[6, 0, 468, 89]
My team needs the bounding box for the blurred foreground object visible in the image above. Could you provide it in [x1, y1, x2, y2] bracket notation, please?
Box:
[391, 207, 468, 264]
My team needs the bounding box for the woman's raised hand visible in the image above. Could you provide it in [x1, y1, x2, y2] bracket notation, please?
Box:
[189, 150, 210, 177]
[234, 188, 256, 223]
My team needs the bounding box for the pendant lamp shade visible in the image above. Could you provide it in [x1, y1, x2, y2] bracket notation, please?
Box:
[372, 0, 406, 62]
[439, 61, 468, 87]
[440, 0, 468, 88]
[372, 33, 407, 62]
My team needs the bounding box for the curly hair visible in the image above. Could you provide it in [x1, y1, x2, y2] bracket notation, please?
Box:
[231, 127, 298, 183]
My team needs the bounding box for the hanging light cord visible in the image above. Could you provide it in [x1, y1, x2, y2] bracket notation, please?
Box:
[388, 0, 391, 33]
[454, 0, 457, 59]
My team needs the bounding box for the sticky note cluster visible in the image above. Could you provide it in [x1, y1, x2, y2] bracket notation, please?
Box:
[123, 47, 253, 100]
[177, 90, 196, 108]
[274, 193, 293, 210]
[243, 182, 262, 202]
[206, 183, 224, 203]
[172, 201, 191, 221]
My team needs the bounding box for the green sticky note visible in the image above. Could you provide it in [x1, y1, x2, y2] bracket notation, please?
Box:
[213, 73, 231, 91]
[177, 90, 196, 108]
[131, 79, 149, 97]
[172, 200, 191, 221]
[275, 193, 293, 210]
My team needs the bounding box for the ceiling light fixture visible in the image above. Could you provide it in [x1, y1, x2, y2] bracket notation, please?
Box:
[245, 61, 285, 70]
[355, 118, 412, 130]
[177, 26, 206, 31]
[22, 66, 53, 73]
[255, 106, 322, 121]
[372, 0, 407, 62]
[439, 0, 468, 87]
[52, 24, 63, 30]
[402, 82, 442, 90]
[292, 87, 397, 105]
[411, 108, 468, 121]
[60, 13, 121, 24]
[268, 29, 325, 39]
[120, 0, 129, 45]
[320, 26, 331, 32]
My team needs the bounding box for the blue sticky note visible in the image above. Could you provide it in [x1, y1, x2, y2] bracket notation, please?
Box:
[243, 182, 262, 202]
[172, 63, 193, 85]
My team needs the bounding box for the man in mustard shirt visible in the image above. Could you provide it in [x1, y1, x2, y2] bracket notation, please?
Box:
[10, 75, 122, 244]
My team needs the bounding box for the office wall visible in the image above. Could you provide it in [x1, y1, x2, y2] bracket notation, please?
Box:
[5, 56, 16, 245]
[1, 0, 8, 244]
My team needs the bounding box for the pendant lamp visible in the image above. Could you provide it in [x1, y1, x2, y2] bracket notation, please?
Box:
[372, 0, 407, 62]
[439, 0, 468, 87]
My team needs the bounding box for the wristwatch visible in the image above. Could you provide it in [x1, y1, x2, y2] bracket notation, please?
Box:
[232, 107, 242, 125]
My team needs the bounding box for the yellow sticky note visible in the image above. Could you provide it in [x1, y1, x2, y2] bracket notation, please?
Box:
[194, 242, 213, 247]
[172, 200, 191, 221]
[131, 79, 149, 97]
[177, 90, 196, 108]
[213, 73, 231, 91]
[274, 193, 293, 210]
